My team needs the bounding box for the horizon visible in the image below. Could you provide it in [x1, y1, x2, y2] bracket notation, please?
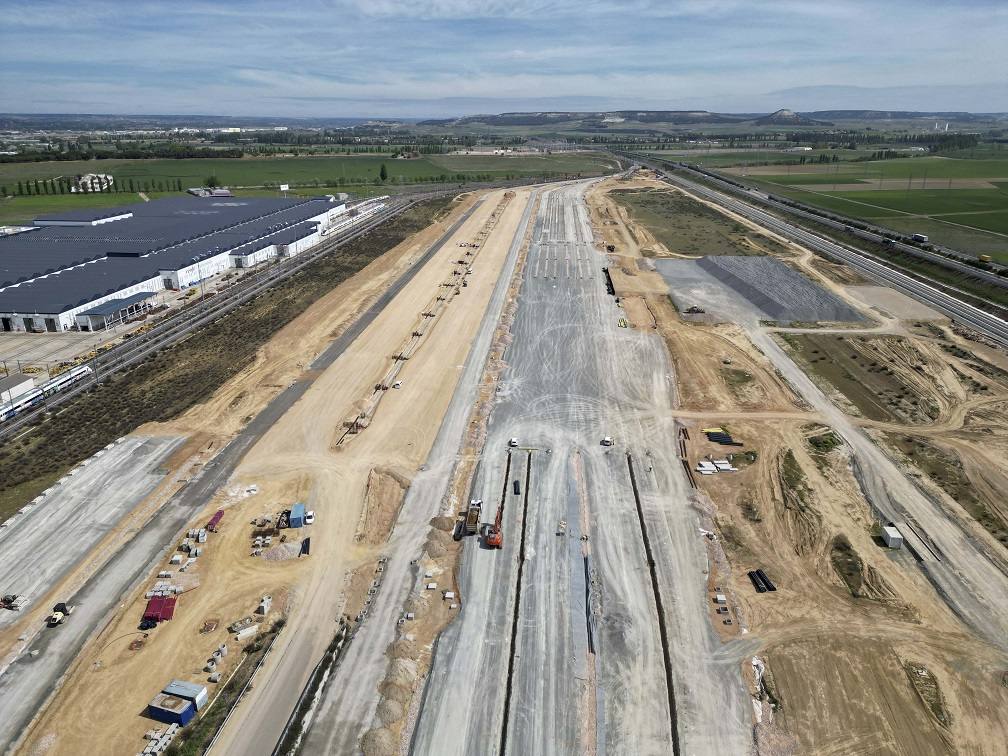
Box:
[3, 1, 1006, 117]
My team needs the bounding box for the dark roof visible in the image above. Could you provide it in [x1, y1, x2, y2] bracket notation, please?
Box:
[0, 195, 333, 314]
[34, 206, 134, 223]
[76, 290, 159, 317]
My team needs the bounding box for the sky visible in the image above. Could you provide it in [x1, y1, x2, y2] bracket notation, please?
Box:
[2, 0, 1006, 117]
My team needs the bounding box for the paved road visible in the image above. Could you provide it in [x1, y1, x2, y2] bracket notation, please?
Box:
[412, 183, 753, 755]
[656, 170, 1008, 348]
[298, 189, 538, 755]
[0, 198, 485, 756]
[0, 435, 182, 629]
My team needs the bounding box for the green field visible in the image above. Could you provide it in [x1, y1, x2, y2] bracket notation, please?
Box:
[611, 188, 789, 256]
[0, 152, 617, 225]
[0, 152, 616, 189]
[742, 177, 1008, 261]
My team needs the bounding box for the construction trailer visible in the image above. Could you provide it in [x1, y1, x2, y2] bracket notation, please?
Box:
[147, 693, 195, 726]
[882, 525, 903, 549]
[162, 679, 209, 711]
[289, 502, 306, 528]
[207, 509, 224, 532]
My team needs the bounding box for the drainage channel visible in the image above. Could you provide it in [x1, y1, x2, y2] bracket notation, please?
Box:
[626, 453, 681, 756]
[498, 450, 533, 756]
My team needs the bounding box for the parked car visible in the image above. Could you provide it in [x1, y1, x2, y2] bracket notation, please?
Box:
[305, 510, 316, 525]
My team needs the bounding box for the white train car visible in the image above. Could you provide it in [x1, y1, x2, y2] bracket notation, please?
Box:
[0, 365, 93, 422]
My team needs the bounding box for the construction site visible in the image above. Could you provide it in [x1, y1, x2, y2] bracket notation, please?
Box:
[1, 167, 1007, 756]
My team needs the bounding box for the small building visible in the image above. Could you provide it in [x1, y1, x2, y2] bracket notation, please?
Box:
[0, 372, 34, 404]
[163, 679, 209, 711]
[147, 693, 195, 725]
[74, 290, 160, 331]
[882, 525, 903, 549]
[289, 502, 306, 528]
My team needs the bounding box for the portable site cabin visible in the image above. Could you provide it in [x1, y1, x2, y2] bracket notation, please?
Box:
[289, 502, 306, 528]
[147, 693, 195, 726]
[163, 679, 209, 711]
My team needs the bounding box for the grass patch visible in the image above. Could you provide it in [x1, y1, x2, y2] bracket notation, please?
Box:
[0, 198, 452, 517]
[610, 188, 784, 256]
[830, 534, 865, 596]
[722, 367, 754, 388]
[903, 661, 952, 728]
[807, 430, 842, 454]
[885, 434, 1008, 550]
[779, 333, 940, 424]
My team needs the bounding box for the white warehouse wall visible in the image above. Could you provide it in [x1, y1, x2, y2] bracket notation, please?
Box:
[162, 251, 233, 289]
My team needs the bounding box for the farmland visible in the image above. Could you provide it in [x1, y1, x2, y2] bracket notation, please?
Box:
[0, 152, 617, 226]
[0, 152, 616, 188]
[706, 155, 1008, 260]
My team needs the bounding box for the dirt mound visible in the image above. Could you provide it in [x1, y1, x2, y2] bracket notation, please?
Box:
[360, 727, 396, 756]
[376, 698, 405, 726]
[387, 657, 419, 686]
[390, 639, 417, 658]
[773, 450, 825, 556]
[430, 515, 455, 532]
[379, 681, 411, 704]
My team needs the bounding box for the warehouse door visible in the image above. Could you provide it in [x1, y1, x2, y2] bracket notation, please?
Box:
[45, 318, 57, 332]
[1, 317, 11, 332]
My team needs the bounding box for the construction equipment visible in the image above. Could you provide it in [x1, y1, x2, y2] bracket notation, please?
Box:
[685, 305, 705, 314]
[464, 499, 483, 535]
[49, 602, 75, 626]
[484, 502, 504, 549]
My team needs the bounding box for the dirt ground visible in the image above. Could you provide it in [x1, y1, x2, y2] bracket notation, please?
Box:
[588, 170, 1008, 755]
[18, 187, 533, 756]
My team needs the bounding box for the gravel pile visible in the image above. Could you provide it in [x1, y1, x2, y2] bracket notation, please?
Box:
[698, 256, 863, 322]
[262, 542, 302, 561]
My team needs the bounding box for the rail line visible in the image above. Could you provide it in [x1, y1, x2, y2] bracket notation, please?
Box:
[0, 192, 448, 441]
[626, 453, 681, 756]
[498, 450, 532, 756]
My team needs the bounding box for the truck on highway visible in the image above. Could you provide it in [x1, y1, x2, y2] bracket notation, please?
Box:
[911, 233, 929, 243]
[465, 499, 483, 535]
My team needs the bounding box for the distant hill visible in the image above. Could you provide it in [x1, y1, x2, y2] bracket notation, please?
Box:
[753, 109, 832, 126]
[804, 110, 1001, 122]
[419, 110, 744, 127]
[419, 108, 1007, 129]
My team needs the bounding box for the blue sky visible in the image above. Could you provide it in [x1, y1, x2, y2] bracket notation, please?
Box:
[2, 0, 1006, 117]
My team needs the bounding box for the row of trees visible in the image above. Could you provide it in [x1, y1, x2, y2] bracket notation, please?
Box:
[1, 177, 186, 197]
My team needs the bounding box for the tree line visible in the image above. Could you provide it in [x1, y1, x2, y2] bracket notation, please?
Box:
[1, 176, 187, 197]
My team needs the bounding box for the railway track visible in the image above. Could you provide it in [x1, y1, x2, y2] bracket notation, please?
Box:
[647, 167, 1008, 348]
[0, 192, 449, 441]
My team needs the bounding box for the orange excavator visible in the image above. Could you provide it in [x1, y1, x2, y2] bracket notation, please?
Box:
[484, 502, 504, 549]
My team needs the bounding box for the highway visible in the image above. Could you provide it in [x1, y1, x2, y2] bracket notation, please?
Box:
[652, 170, 1008, 348]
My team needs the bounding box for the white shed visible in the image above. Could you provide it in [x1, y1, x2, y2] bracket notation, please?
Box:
[882, 526, 903, 549]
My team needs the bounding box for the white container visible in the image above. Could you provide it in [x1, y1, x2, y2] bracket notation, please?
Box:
[882, 526, 903, 549]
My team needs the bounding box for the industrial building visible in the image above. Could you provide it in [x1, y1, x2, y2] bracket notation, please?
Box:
[0, 193, 385, 333]
[0, 372, 34, 404]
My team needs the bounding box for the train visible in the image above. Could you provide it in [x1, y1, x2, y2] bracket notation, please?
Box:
[0, 365, 94, 422]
